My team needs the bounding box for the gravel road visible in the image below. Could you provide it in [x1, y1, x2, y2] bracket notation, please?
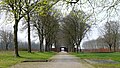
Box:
[10, 52, 94, 68]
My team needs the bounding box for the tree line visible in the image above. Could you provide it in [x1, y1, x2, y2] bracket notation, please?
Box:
[83, 21, 120, 52]
[1, 0, 120, 57]
[0, 0, 60, 57]
[0, 0, 93, 57]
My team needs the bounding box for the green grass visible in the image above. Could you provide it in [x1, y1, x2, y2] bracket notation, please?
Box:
[71, 52, 120, 68]
[71, 52, 120, 61]
[93, 64, 120, 68]
[0, 51, 56, 68]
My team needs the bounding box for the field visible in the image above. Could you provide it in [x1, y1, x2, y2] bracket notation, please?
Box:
[0, 51, 56, 68]
[71, 52, 120, 68]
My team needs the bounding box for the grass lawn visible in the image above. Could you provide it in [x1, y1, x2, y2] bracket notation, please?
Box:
[71, 52, 120, 68]
[0, 51, 56, 68]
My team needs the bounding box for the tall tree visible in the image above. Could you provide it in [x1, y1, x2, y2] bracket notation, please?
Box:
[33, 12, 59, 52]
[0, 29, 13, 50]
[32, 0, 60, 52]
[44, 14, 59, 51]
[24, 0, 39, 53]
[103, 21, 120, 52]
[0, 0, 26, 57]
[63, 10, 91, 53]
[32, 12, 44, 52]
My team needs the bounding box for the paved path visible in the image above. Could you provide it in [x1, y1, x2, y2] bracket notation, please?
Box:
[10, 52, 94, 68]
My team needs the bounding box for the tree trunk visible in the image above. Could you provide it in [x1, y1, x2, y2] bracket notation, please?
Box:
[113, 43, 116, 52]
[78, 40, 82, 52]
[50, 44, 52, 51]
[113, 39, 117, 52]
[38, 34, 41, 52]
[40, 27, 44, 52]
[114, 46, 116, 52]
[40, 39, 43, 52]
[45, 37, 51, 52]
[79, 46, 82, 52]
[45, 39, 48, 51]
[5, 43, 8, 50]
[38, 33, 43, 52]
[76, 40, 81, 53]
[109, 44, 112, 52]
[13, 20, 20, 57]
[76, 45, 79, 53]
[27, 13, 31, 53]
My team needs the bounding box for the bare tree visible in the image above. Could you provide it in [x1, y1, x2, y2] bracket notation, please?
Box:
[44, 14, 59, 51]
[31, 0, 60, 52]
[0, 0, 27, 57]
[24, 0, 40, 53]
[102, 21, 120, 52]
[33, 13, 59, 52]
[0, 29, 13, 50]
[62, 10, 91, 53]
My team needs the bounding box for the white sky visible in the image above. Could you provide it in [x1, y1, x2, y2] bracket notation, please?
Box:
[54, 1, 100, 40]
[0, 0, 120, 44]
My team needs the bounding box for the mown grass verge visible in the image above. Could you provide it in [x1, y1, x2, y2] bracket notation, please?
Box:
[0, 51, 56, 68]
[71, 52, 120, 68]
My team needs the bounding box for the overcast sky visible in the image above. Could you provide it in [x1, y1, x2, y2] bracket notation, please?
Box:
[0, 1, 108, 42]
[0, 0, 120, 44]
